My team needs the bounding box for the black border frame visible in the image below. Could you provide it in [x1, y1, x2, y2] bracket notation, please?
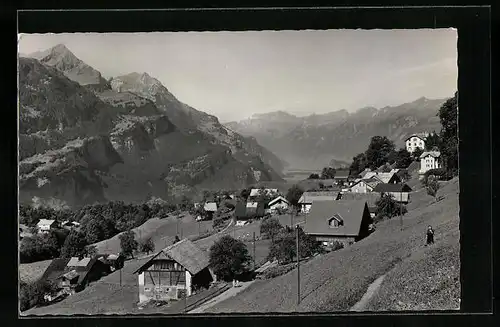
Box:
[4, 3, 495, 327]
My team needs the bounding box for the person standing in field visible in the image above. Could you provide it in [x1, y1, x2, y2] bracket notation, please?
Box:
[426, 226, 435, 245]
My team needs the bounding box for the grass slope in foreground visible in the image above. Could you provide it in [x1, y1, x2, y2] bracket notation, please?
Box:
[204, 177, 459, 313]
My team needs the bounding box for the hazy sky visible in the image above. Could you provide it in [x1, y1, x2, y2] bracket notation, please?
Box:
[18, 29, 457, 122]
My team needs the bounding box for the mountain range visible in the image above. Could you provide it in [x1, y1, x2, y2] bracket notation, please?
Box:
[224, 97, 447, 170]
[18, 45, 285, 208]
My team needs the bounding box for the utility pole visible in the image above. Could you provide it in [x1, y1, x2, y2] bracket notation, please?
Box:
[400, 191, 403, 231]
[296, 226, 300, 305]
[253, 232, 256, 271]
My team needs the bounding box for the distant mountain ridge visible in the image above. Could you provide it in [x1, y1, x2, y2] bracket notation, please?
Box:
[225, 96, 447, 170]
[19, 44, 284, 208]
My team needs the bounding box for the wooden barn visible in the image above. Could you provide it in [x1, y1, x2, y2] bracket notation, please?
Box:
[133, 239, 215, 304]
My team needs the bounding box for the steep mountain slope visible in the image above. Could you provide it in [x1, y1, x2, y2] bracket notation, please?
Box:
[18, 53, 282, 208]
[225, 97, 445, 169]
[26, 44, 111, 92]
[110, 72, 285, 174]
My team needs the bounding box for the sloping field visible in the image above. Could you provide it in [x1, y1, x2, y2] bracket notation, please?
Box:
[94, 214, 213, 255]
[19, 259, 53, 283]
[204, 177, 459, 313]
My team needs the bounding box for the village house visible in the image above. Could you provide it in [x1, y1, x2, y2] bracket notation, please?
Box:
[333, 169, 350, 186]
[375, 172, 401, 184]
[267, 196, 290, 214]
[419, 151, 441, 174]
[61, 220, 81, 230]
[133, 239, 215, 303]
[235, 201, 265, 220]
[203, 202, 218, 220]
[36, 219, 58, 233]
[405, 132, 429, 153]
[349, 176, 382, 193]
[248, 188, 279, 201]
[336, 192, 380, 218]
[298, 191, 338, 214]
[40, 256, 111, 295]
[304, 200, 373, 247]
[373, 183, 413, 203]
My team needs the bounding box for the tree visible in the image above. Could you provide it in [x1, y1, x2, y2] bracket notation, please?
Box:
[412, 147, 424, 161]
[173, 235, 181, 244]
[426, 176, 441, 202]
[425, 132, 441, 151]
[308, 173, 320, 179]
[19, 279, 58, 312]
[438, 92, 458, 175]
[209, 235, 251, 281]
[119, 230, 138, 258]
[139, 237, 155, 254]
[286, 184, 304, 212]
[85, 245, 98, 258]
[267, 227, 321, 264]
[395, 149, 413, 169]
[260, 218, 283, 243]
[350, 153, 368, 177]
[374, 193, 407, 222]
[60, 230, 88, 258]
[365, 136, 396, 170]
[320, 167, 336, 179]
[399, 170, 411, 182]
[240, 188, 251, 201]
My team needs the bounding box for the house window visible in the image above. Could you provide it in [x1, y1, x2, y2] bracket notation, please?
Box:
[329, 219, 339, 228]
[153, 260, 177, 271]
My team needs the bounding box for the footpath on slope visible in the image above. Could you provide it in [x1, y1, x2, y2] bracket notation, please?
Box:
[188, 281, 256, 314]
[349, 274, 386, 311]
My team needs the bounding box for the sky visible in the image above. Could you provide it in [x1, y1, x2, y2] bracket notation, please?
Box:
[18, 29, 457, 122]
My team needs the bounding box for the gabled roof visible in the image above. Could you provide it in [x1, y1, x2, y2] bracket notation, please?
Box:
[133, 238, 209, 275]
[365, 177, 382, 189]
[298, 191, 338, 204]
[338, 192, 380, 207]
[60, 269, 79, 281]
[268, 196, 290, 207]
[376, 172, 400, 184]
[249, 188, 278, 197]
[67, 257, 92, 268]
[204, 202, 218, 212]
[362, 172, 378, 180]
[41, 258, 71, 282]
[420, 151, 441, 159]
[334, 169, 350, 179]
[407, 161, 420, 173]
[304, 200, 369, 237]
[37, 219, 56, 226]
[405, 132, 429, 141]
[373, 183, 413, 193]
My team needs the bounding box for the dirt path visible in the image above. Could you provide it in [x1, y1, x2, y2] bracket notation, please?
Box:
[349, 274, 386, 312]
[187, 281, 255, 314]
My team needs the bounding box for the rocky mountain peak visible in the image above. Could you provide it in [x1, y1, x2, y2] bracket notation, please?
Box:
[27, 44, 109, 89]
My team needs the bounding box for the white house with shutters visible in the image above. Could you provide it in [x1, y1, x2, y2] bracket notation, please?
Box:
[405, 133, 429, 153]
[419, 151, 441, 174]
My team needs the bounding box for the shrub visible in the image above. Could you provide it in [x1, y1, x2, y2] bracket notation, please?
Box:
[426, 176, 441, 202]
[267, 227, 321, 264]
[119, 230, 138, 258]
[375, 193, 408, 222]
[19, 279, 58, 312]
[60, 230, 88, 259]
[262, 263, 296, 279]
[139, 237, 155, 254]
[260, 218, 283, 242]
[209, 235, 251, 281]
